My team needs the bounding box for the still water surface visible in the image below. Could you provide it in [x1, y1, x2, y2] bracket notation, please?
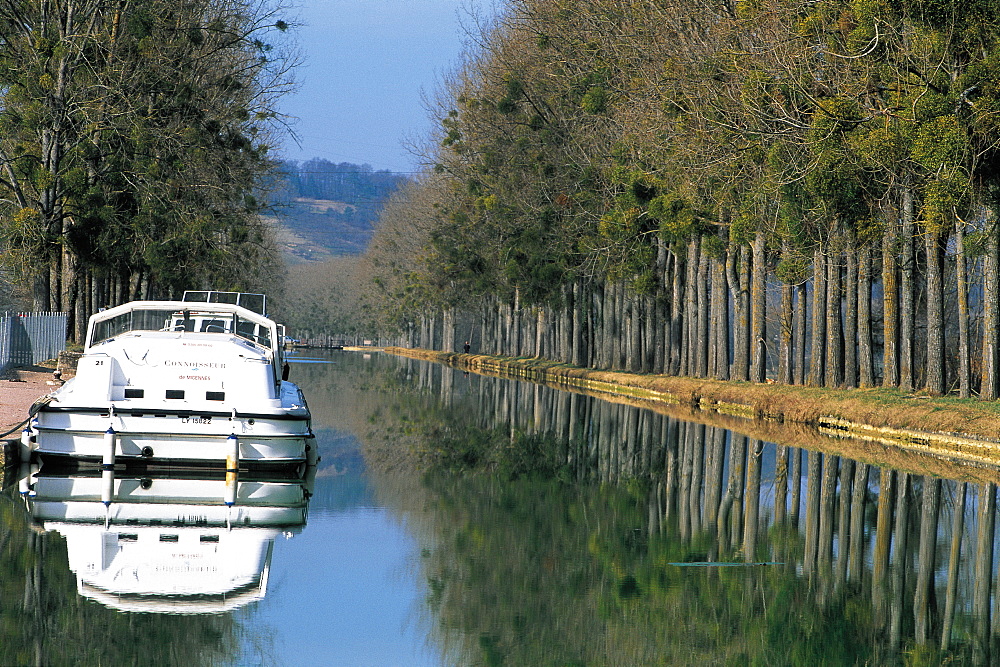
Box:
[4, 350, 1000, 665]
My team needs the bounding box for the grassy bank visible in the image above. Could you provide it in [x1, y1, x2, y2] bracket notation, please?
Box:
[385, 347, 1000, 481]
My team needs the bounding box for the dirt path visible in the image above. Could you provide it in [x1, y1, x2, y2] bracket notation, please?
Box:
[0, 366, 60, 437]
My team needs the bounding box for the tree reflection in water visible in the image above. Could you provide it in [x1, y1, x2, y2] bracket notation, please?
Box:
[8, 352, 1000, 666]
[347, 354, 1000, 666]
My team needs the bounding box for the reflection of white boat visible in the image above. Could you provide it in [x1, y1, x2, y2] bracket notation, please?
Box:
[22, 467, 311, 614]
[26, 291, 315, 469]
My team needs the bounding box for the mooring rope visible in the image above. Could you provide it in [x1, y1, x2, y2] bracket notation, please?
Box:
[0, 395, 53, 439]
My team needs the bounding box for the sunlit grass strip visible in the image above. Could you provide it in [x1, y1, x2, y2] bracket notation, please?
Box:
[383, 347, 1000, 464]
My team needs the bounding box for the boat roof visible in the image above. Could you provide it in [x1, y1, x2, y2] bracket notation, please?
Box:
[89, 299, 273, 325]
[85, 300, 279, 350]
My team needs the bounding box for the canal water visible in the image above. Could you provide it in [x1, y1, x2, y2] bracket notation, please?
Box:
[3, 350, 1000, 665]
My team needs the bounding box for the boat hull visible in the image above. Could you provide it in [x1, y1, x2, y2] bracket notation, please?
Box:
[31, 408, 313, 468]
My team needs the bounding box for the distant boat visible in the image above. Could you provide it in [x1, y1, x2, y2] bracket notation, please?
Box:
[25, 291, 316, 471]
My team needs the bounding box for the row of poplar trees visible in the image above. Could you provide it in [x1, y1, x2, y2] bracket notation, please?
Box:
[366, 0, 1000, 398]
[0, 0, 295, 341]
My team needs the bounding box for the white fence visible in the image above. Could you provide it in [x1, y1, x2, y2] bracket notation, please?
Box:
[0, 312, 67, 376]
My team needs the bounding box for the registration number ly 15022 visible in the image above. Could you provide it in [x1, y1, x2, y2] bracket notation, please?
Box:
[182, 416, 212, 424]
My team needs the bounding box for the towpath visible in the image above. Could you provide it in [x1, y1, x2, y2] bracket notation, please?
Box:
[1, 366, 59, 437]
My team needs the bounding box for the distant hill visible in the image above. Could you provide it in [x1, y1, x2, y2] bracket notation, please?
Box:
[266, 159, 408, 262]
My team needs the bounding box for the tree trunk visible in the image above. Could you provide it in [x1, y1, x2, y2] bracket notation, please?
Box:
[653, 240, 668, 373]
[713, 255, 730, 380]
[684, 237, 700, 375]
[925, 228, 945, 395]
[956, 220, 971, 398]
[696, 247, 710, 377]
[750, 231, 767, 383]
[883, 224, 900, 388]
[32, 265, 50, 312]
[984, 227, 1000, 399]
[808, 247, 826, 386]
[844, 236, 858, 388]
[794, 284, 807, 385]
[573, 280, 586, 367]
[825, 245, 842, 388]
[900, 186, 916, 392]
[670, 248, 684, 375]
[731, 243, 751, 381]
[779, 243, 794, 385]
[858, 246, 875, 387]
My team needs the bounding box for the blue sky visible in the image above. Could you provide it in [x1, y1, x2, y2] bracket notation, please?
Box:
[277, 0, 495, 173]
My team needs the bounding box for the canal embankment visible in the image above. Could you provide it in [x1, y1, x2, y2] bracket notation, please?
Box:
[385, 347, 1000, 475]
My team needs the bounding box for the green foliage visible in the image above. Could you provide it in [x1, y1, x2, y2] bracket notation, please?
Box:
[354, 0, 1000, 341]
[0, 1, 295, 309]
[649, 192, 698, 240]
[580, 86, 608, 114]
[921, 172, 971, 231]
[775, 254, 811, 285]
[911, 116, 967, 170]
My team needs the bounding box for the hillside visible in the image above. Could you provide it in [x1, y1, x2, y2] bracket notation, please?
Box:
[266, 198, 376, 263]
[266, 159, 408, 263]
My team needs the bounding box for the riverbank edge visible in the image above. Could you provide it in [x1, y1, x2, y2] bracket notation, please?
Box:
[384, 347, 1000, 468]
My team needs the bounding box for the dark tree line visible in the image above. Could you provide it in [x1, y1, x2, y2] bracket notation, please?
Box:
[0, 0, 297, 341]
[275, 159, 407, 205]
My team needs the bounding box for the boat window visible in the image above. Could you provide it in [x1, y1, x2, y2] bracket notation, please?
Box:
[235, 317, 271, 348]
[90, 312, 132, 344]
[237, 293, 265, 314]
[124, 389, 144, 398]
[199, 318, 230, 333]
[182, 290, 266, 315]
[89, 305, 274, 347]
[206, 391, 225, 401]
[169, 316, 195, 332]
[91, 309, 184, 344]
[165, 390, 185, 399]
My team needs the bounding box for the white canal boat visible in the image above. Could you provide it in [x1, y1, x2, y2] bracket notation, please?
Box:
[24, 291, 315, 470]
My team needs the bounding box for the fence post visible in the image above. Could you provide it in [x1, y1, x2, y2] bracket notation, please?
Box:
[0, 314, 11, 377]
